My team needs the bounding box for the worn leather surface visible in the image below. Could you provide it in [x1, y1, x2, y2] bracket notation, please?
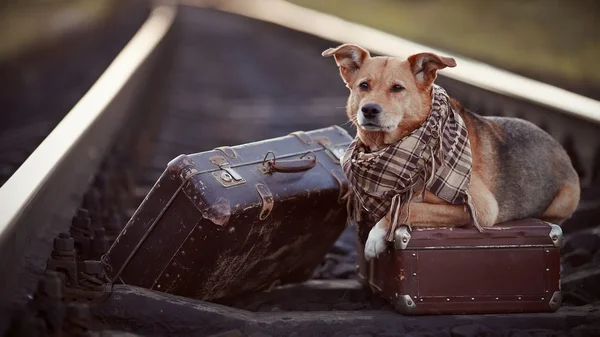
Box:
[103, 126, 352, 301]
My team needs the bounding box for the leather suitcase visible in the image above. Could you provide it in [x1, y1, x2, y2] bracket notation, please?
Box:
[102, 126, 352, 301]
[356, 218, 563, 315]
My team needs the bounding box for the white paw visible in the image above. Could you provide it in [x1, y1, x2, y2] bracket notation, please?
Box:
[364, 224, 387, 260]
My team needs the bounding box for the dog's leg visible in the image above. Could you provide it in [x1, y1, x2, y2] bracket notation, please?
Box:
[408, 173, 498, 227]
[540, 181, 580, 225]
[364, 214, 390, 260]
[406, 203, 469, 226]
[364, 174, 499, 259]
[467, 173, 499, 228]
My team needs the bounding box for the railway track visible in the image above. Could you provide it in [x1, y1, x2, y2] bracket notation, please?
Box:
[1, 1, 600, 336]
[0, 0, 150, 188]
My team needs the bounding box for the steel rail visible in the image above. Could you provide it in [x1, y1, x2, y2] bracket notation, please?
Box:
[0, 3, 177, 323]
[182, 0, 600, 124]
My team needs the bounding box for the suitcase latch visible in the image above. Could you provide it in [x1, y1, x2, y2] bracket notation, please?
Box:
[210, 155, 246, 188]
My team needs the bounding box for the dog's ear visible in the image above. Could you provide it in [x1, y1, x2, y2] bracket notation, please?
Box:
[322, 44, 370, 85]
[408, 52, 456, 88]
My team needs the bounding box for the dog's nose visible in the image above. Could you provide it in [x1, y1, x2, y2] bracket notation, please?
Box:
[361, 103, 382, 118]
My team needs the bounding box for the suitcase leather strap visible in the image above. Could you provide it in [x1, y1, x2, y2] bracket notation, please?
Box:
[290, 131, 314, 145]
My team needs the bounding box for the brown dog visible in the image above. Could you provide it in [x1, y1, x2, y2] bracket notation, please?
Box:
[322, 44, 581, 260]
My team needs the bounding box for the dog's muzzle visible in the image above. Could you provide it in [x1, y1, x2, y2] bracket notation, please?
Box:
[358, 103, 383, 130]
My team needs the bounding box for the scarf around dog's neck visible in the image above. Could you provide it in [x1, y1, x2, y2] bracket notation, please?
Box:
[341, 84, 481, 241]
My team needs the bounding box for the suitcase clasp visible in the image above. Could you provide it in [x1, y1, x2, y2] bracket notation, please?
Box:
[210, 156, 246, 187]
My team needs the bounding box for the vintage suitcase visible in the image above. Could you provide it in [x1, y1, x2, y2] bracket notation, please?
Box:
[102, 125, 352, 301]
[356, 218, 563, 315]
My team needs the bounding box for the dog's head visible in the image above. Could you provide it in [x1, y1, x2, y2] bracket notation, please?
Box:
[322, 44, 456, 150]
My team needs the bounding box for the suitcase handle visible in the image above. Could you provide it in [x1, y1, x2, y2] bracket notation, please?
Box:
[262, 151, 317, 173]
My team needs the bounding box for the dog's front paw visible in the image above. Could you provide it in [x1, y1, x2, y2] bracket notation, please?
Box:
[364, 224, 388, 260]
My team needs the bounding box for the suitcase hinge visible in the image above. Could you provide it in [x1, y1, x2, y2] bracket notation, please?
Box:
[256, 184, 274, 220]
[210, 155, 246, 187]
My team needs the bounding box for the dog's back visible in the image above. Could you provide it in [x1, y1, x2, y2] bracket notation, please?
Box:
[469, 113, 580, 224]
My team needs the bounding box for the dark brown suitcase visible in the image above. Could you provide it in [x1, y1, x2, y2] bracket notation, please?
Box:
[102, 126, 352, 301]
[356, 218, 563, 315]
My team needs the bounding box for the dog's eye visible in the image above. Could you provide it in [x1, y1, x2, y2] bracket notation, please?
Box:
[359, 82, 369, 91]
[391, 84, 404, 92]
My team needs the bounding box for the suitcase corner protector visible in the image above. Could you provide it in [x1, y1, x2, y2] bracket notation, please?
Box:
[547, 223, 563, 248]
[394, 226, 411, 250]
[167, 154, 197, 178]
[394, 294, 417, 314]
[549, 291, 562, 311]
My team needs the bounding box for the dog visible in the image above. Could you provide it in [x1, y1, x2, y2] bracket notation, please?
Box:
[322, 44, 581, 260]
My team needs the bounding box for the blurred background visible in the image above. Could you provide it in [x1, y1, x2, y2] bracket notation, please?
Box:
[289, 0, 600, 99]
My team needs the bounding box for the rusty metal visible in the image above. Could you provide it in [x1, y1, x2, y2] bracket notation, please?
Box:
[356, 218, 562, 315]
[102, 126, 353, 302]
[91, 228, 110, 260]
[47, 233, 79, 289]
[70, 208, 93, 261]
[45, 232, 110, 303]
[74, 260, 110, 302]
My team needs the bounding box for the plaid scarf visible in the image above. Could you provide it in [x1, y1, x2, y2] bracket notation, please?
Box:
[342, 84, 481, 241]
